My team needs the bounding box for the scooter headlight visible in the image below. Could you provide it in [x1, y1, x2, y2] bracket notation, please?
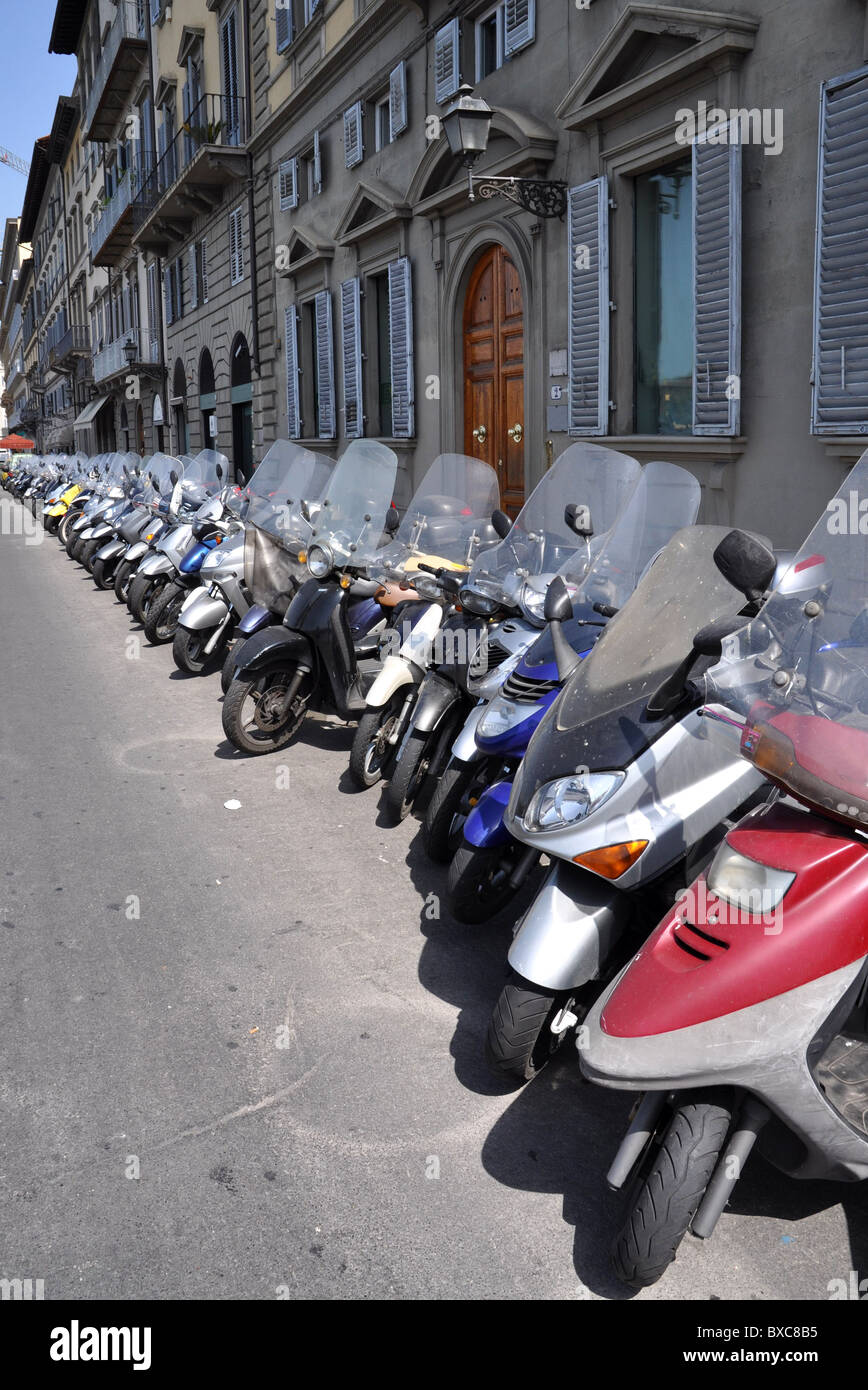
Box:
[519, 581, 547, 627]
[706, 843, 795, 915]
[523, 771, 623, 833]
[478, 698, 532, 740]
[307, 543, 333, 579]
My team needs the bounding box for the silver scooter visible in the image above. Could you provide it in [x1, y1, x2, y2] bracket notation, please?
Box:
[483, 524, 781, 1083]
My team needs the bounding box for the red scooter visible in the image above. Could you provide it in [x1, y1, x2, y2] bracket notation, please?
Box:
[581, 451, 868, 1289]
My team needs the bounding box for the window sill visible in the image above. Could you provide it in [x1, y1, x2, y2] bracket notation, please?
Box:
[821, 436, 868, 462]
[600, 434, 746, 464]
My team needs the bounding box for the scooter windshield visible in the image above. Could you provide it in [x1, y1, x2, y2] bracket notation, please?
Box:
[568, 460, 702, 611]
[307, 439, 399, 567]
[182, 448, 229, 497]
[243, 441, 335, 613]
[373, 453, 500, 578]
[512, 526, 751, 806]
[704, 449, 868, 829]
[143, 452, 185, 506]
[465, 443, 641, 607]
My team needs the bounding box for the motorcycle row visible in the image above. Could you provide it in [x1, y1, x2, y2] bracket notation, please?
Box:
[4, 438, 868, 1292]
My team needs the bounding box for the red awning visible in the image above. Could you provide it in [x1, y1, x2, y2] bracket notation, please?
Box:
[0, 434, 36, 451]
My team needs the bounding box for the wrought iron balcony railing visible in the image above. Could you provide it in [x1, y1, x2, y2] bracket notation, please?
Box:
[49, 324, 91, 369]
[133, 93, 246, 234]
[83, 0, 148, 141]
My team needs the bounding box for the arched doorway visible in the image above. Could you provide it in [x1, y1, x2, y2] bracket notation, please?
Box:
[172, 359, 188, 455]
[230, 334, 253, 482]
[463, 245, 525, 514]
[199, 348, 216, 450]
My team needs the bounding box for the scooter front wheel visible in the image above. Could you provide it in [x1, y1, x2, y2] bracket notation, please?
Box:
[222, 664, 311, 755]
[174, 624, 228, 675]
[485, 972, 576, 1084]
[612, 1092, 733, 1289]
[129, 573, 164, 624]
[144, 584, 187, 644]
[382, 730, 431, 822]
[114, 558, 135, 603]
[447, 842, 518, 923]
[349, 695, 404, 789]
[424, 758, 487, 863]
[92, 556, 114, 590]
[221, 638, 240, 694]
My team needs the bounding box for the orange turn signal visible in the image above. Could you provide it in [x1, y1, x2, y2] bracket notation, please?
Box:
[573, 840, 649, 880]
[298, 550, 307, 563]
[340, 574, 351, 589]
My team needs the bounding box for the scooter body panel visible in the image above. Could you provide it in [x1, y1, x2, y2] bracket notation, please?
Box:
[95, 537, 126, 563]
[464, 780, 513, 849]
[507, 859, 633, 991]
[238, 603, 271, 636]
[179, 590, 230, 630]
[410, 670, 460, 735]
[507, 709, 765, 891]
[233, 624, 313, 679]
[451, 703, 486, 762]
[283, 578, 377, 717]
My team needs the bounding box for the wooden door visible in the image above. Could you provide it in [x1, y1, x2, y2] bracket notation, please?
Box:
[463, 245, 525, 514]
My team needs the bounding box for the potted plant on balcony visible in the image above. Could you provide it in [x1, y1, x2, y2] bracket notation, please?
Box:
[183, 117, 224, 145]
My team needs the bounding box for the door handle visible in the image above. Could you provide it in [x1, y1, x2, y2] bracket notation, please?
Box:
[472, 424, 487, 444]
[507, 422, 523, 443]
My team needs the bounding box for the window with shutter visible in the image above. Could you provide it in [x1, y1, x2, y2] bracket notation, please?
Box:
[389, 62, 408, 141]
[344, 102, 363, 169]
[163, 268, 173, 328]
[279, 157, 298, 212]
[275, 3, 293, 53]
[434, 19, 460, 104]
[285, 304, 301, 438]
[221, 9, 241, 144]
[188, 245, 198, 311]
[150, 0, 161, 22]
[567, 177, 609, 436]
[200, 240, 208, 305]
[812, 67, 868, 435]
[314, 291, 336, 439]
[388, 257, 414, 438]
[692, 130, 741, 436]
[341, 278, 363, 439]
[504, 0, 535, 56]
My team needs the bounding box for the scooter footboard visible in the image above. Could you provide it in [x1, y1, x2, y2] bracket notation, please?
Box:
[508, 860, 631, 992]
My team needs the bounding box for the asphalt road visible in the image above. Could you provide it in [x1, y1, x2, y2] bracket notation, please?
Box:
[1, 498, 866, 1303]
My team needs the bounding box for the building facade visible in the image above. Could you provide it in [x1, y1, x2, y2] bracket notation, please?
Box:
[1, 1, 866, 545]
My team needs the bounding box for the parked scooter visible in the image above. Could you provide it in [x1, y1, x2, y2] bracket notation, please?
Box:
[348, 453, 502, 789]
[580, 457, 868, 1287]
[112, 453, 179, 604]
[222, 439, 401, 755]
[126, 453, 208, 623]
[443, 460, 702, 907]
[382, 443, 644, 825]
[483, 523, 780, 1083]
[174, 440, 333, 677]
[137, 450, 232, 644]
[68, 456, 130, 564]
[90, 460, 153, 590]
[42, 455, 87, 534]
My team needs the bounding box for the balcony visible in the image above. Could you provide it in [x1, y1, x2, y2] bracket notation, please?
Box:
[49, 324, 91, 370]
[90, 162, 147, 266]
[133, 94, 247, 252]
[92, 329, 160, 385]
[20, 398, 40, 424]
[82, 1, 148, 143]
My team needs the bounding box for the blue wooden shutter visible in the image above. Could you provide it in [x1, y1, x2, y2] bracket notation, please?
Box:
[315, 290, 336, 439]
[344, 102, 363, 168]
[284, 304, 301, 438]
[567, 176, 609, 436]
[275, 3, 293, 53]
[812, 67, 868, 434]
[388, 257, 414, 438]
[279, 157, 298, 211]
[504, 0, 535, 56]
[389, 62, 408, 140]
[341, 278, 363, 438]
[692, 129, 742, 435]
[434, 19, 460, 104]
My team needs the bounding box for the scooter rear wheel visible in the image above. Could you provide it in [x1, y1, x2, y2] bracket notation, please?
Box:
[612, 1091, 733, 1289]
[485, 971, 576, 1084]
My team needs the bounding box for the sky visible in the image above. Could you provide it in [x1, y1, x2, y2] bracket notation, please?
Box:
[0, 0, 77, 231]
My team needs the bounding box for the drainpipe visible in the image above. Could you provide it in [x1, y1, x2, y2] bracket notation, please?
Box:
[243, 0, 260, 377]
[145, 0, 167, 452]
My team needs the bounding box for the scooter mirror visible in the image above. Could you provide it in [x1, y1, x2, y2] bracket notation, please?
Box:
[491, 508, 511, 540]
[565, 502, 593, 538]
[544, 575, 574, 625]
[713, 529, 776, 601]
[216, 464, 224, 479]
[441, 572, 461, 599]
[170, 470, 179, 485]
[692, 614, 747, 658]
[385, 505, 400, 535]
